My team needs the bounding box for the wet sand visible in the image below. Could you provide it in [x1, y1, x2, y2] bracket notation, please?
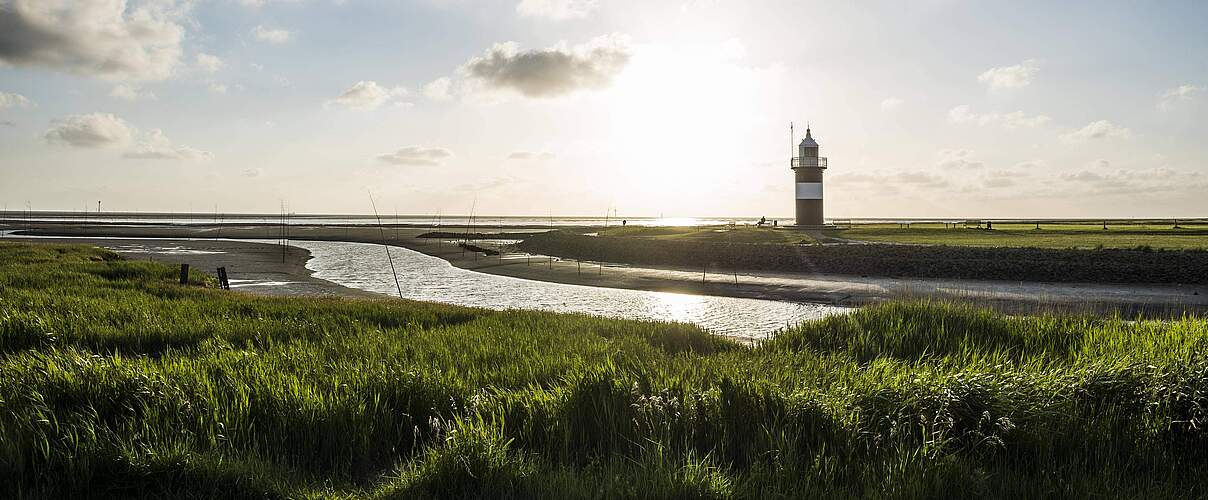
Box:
[3, 235, 379, 299]
[7, 221, 1208, 315]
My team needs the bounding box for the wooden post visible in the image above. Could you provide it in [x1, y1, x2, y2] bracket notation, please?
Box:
[179, 263, 190, 285]
[217, 267, 230, 290]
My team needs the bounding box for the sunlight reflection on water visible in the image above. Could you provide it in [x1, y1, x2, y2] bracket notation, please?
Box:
[292, 240, 847, 339]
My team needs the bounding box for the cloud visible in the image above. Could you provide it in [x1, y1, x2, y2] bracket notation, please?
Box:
[983, 177, 1014, 188]
[507, 151, 555, 160]
[208, 82, 228, 94]
[327, 81, 408, 110]
[454, 33, 631, 98]
[0, 0, 187, 81]
[1061, 120, 1131, 142]
[1087, 158, 1111, 169]
[45, 113, 135, 148]
[1054, 166, 1208, 196]
[422, 77, 452, 101]
[978, 59, 1039, 89]
[515, 0, 598, 20]
[0, 91, 32, 109]
[109, 83, 155, 101]
[0, 120, 16, 127]
[948, 105, 1050, 128]
[45, 112, 209, 159]
[936, 149, 984, 170]
[195, 53, 224, 72]
[253, 25, 291, 44]
[1061, 170, 1106, 183]
[895, 172, 949, 187]
[1158, 83, 1204, 110]
[377, 146, 452, 166]
[123, 129, 213, 160]
[1013, 160, 1045, 169]
[880, 97, 903, 111]
[242, 167, 263, 177]
[831, 170, 948, 191]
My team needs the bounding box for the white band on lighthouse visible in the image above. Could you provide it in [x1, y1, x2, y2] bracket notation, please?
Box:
[795, 182, 823, 200]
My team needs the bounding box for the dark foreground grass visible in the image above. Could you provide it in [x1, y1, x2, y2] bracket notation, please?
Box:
[4, 242, 1208, 498]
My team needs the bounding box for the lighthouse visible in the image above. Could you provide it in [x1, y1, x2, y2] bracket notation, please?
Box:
[790, 125, 827, 226]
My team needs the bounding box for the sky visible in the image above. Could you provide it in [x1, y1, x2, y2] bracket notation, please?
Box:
[1, 0, 1206, 219]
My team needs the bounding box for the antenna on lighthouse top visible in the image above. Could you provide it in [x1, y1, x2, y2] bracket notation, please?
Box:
[790, 122, 794, 158]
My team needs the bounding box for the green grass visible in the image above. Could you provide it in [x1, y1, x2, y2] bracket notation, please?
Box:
[599, 226, 813, 244]
[838, 223, 1208, 250]
[4, 241, 1208, 498]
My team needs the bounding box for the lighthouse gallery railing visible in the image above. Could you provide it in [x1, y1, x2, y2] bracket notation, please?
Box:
[790, 157, 827, 169]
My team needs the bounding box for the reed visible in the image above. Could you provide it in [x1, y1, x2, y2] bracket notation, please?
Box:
[3, 241, 1208, 498]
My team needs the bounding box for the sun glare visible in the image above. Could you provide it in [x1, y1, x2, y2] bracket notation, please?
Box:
[603, 42, 761, 205]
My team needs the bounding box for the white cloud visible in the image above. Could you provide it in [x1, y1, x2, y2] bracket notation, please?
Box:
[195, 53, 224, 73]
[45, 112, 208, 159]
[327, 81, 408, 110]
[253, 25, 292, 44]
[1061, 120, 1131, 143]
[109, 83, 156, 101]
[45, 113, 135, 148]
[516, 0, 598, 20]
[507, 151, 555, 160]
[0, 0, 188, 81]
[208, 82, 228, 94]
[123, 129, 212, 160]
[948, 105, 1050, 128]
[1087, 158, 1111, 169]
[936, 149, 984, 170]
[0, 91, 32, 109]
[978, 59, 1039, 90]
[1158, 84, 1205, 110]
[880, 97, 903, 111]
[242, 167, 263, 177]
[452, 34, 631, 98]
[377, 146, 452, 166]
[422, 77, 453, 101]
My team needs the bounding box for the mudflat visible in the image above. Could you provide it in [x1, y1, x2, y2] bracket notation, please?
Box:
[8, 221, 1208, 316]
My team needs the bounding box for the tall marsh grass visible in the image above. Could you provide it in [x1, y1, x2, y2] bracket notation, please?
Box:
[2, 242, 1208, 498]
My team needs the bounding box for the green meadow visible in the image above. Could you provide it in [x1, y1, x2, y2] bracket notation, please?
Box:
[836, 222, 1208, 250]
[4, 241, 1208, 498]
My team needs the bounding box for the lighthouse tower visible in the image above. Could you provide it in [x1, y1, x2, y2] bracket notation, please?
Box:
[790, 125, 827, 226]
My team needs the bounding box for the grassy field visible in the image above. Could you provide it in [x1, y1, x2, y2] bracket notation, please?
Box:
[518, 230, 1208, 285]
[597, 226, 814, 245]
[836, 222, 1208, 250]
[5, 242, 1208, 498]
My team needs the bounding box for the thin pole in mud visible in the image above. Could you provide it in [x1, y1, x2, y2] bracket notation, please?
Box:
[368, 192, 403, 299]
[599, 207, 608, 275]
[464, 198, 477, 258]
[279, 201, 287, 264]
[436, 210, 443, 249]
